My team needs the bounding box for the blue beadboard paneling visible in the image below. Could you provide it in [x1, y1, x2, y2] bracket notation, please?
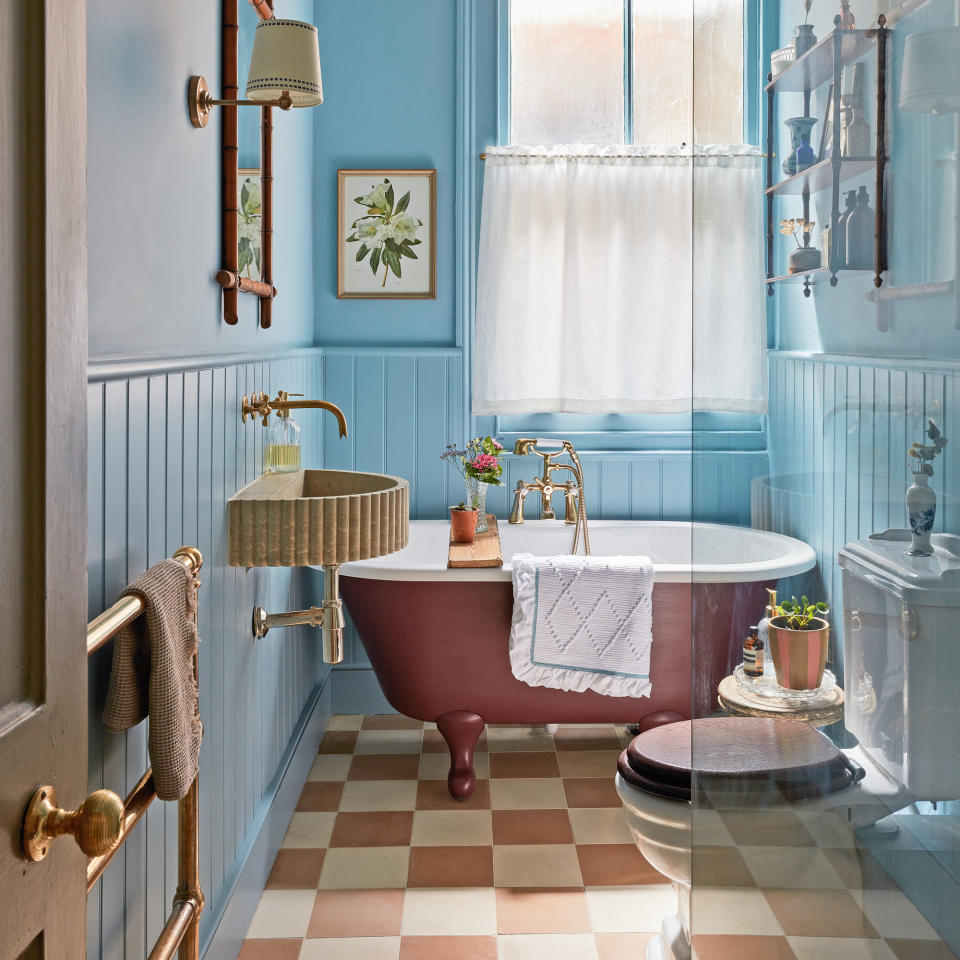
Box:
[85, 349, 328, 960]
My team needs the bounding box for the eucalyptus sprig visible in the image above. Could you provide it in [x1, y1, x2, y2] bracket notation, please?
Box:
[909, 419, 948, 477]
[801, 0, 813, 24]
[776, 595, 828, 630]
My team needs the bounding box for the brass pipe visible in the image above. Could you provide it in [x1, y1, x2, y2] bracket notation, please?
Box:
[87, 547, 203, 655]
[252, 565, 345, 663]
[86, 769, 156, 891]
[147, 899, 199, 960]
[216, 269, 277, 299]
[175, 777, 203, 960]
[240, 391, 349, 437]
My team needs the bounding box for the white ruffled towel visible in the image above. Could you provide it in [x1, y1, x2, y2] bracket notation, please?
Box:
[509, 553, 655, 698]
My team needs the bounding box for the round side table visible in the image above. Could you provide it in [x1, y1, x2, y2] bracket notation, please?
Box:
[717, 674, 845, 727]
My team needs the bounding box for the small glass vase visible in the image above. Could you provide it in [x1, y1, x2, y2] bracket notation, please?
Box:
[465, 475, 489, 534]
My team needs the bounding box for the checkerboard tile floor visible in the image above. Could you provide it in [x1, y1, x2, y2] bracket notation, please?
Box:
[240, 715, 959, 960]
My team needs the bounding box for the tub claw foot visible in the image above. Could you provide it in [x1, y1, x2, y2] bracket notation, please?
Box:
[437, 710, 485, 800]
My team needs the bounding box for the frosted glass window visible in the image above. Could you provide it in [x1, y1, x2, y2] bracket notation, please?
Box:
[632, 0, 744, 145]
[510, 0, 625, 145]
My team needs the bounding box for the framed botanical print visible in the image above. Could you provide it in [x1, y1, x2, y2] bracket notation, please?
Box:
[337, 168, 437, 299]
[238, 168, 262, 282]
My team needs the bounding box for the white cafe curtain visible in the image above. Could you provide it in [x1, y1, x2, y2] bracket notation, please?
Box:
[473, 144, 767, 415]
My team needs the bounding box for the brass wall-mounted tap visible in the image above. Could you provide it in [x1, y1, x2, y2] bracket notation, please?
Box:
[509, 438, 591, 554]
[241, 390, 349, 437]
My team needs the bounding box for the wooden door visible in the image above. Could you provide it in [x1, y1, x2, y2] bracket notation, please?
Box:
[0, 0, 89, 956]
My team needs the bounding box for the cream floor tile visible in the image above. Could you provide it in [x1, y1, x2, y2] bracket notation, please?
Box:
[851, 888, 940, 940]
[307, 754, 353, 782]
[245, 890, 317, 938]
[691, 809, 734, 846]
[339, 780, 418, 812]
[411, 810, 494, 846]
[797, 809, 858, 849]
[487, 727, 558, 752]
[318, 846, 410, 889]
[568, 809, 633, 845]
[281, 812, 336, 849]
[689, 887, 783, 936]
[739, 846, 847, 890]
[585, 884, 676, 933]
[419, 751, 489, 780]
[326, 715, 365, 731]
[423, 721, 438, 730]
[493, 844, 583, 888]
[490, 778, 566, 810]
[556, 751, 624, 779]
[787, 937, 898, 960]
[401, 887, 498, 936]
[354, 730, 424, 755]
[299, 937, 401, 960]
[497, 933, 599, 960]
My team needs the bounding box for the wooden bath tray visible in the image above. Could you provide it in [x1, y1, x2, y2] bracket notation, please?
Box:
[448, 515, 503, 568]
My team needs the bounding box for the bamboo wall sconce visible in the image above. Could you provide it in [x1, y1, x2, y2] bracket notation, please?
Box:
[188, 1, 323, 328]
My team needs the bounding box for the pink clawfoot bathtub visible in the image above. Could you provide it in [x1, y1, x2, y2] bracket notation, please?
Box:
[338, 520, 814, 799]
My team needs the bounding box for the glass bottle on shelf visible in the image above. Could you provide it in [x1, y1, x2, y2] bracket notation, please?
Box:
[845, 185, 874, 270]
[834, 189, 858, 269]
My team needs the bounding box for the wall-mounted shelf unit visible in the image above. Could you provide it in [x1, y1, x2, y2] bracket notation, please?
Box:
[765, 16, 890, 298]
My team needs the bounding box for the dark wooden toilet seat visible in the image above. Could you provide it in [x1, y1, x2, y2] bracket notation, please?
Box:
[617, 717, 865, 802]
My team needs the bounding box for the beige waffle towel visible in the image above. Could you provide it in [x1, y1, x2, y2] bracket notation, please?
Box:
[102, 558, 202, 801]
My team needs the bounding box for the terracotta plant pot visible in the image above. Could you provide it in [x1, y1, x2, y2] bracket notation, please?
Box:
[768, 616, 830, 690]
[450, 507, 479, 544]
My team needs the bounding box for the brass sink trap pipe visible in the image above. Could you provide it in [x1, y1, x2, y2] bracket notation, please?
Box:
[241, 390, 349, 663]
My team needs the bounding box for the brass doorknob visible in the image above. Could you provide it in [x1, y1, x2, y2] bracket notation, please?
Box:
[22, 785, 124, 862]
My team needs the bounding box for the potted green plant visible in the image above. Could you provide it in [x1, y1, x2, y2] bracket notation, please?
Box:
[450, 502, 479, 544]
[768, 595, 830, 690]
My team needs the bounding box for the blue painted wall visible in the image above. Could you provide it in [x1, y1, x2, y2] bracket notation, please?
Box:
[87, 0, 316, 360]
[765, 0, 960, 947]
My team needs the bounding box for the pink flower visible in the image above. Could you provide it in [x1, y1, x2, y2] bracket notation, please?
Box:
[492, 439, 504, 450]
[471, 453, 498, 471]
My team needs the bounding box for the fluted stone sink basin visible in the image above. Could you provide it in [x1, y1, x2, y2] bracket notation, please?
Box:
[228, 469, 409, 567]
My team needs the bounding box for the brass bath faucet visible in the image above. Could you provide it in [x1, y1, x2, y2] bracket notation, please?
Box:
[241, 390, 348, 437]
[509, 438, 591, 554]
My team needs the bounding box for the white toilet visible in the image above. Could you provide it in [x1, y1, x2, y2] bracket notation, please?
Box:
[616, 530, 960, 960]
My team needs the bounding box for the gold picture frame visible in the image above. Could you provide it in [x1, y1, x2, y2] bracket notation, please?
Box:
[337, 168, 437, 299]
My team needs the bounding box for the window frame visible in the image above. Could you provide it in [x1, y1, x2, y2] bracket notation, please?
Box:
[489, 0, 770, 449]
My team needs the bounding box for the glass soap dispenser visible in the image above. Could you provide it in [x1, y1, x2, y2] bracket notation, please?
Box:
[266, 391, 302, 473]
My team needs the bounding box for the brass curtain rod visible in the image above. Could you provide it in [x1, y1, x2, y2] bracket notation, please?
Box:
[479, 150, 771, 160]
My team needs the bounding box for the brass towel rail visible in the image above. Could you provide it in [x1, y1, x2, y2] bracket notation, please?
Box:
[86, 545, 204, 960]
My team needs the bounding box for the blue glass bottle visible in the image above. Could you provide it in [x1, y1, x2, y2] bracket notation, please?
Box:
[794, 131, 816, 172]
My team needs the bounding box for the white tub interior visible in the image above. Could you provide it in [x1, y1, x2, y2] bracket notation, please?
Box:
[338, 519, 815, 583]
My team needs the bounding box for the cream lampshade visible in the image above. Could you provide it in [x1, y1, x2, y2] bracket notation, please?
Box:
[900, 28, 960, 115]
[246, 19, 323, 108]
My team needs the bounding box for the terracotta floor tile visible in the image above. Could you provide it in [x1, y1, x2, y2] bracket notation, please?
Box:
[554, 727, 623, 752]
[422, 728, 488, 753]
[492, 809, 574, 845]
[297, 781, 344, 812]
[691, 845, 756, 887]
[330, 811, 414, 848]
[763, 889, 878, 939]
[399, 936, 497, 960]
[319, 731, 359, 754]
[563, 778, 622, 808]
[556, 751, 624, 779]
[362, 714, 425, 730]
[886, 940, 960, 960]
[594, 933, 657, 960]
[415, 779, 491, 810]
[265, 848, 326, 889]
[495, 887, 591, 934]
[348, 754, 421, 781]
[407, 846, 494, 887]
[691, 934, 799, 960]
[576, 844, 662, 886]
[237, 939, 303, 960]
[491, 753, 561, 779]
[720, 810, 816, 847]
[306, 888, 405, 938]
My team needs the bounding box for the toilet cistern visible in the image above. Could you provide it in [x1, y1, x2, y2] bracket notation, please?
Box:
[509, 437, 591, 554]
